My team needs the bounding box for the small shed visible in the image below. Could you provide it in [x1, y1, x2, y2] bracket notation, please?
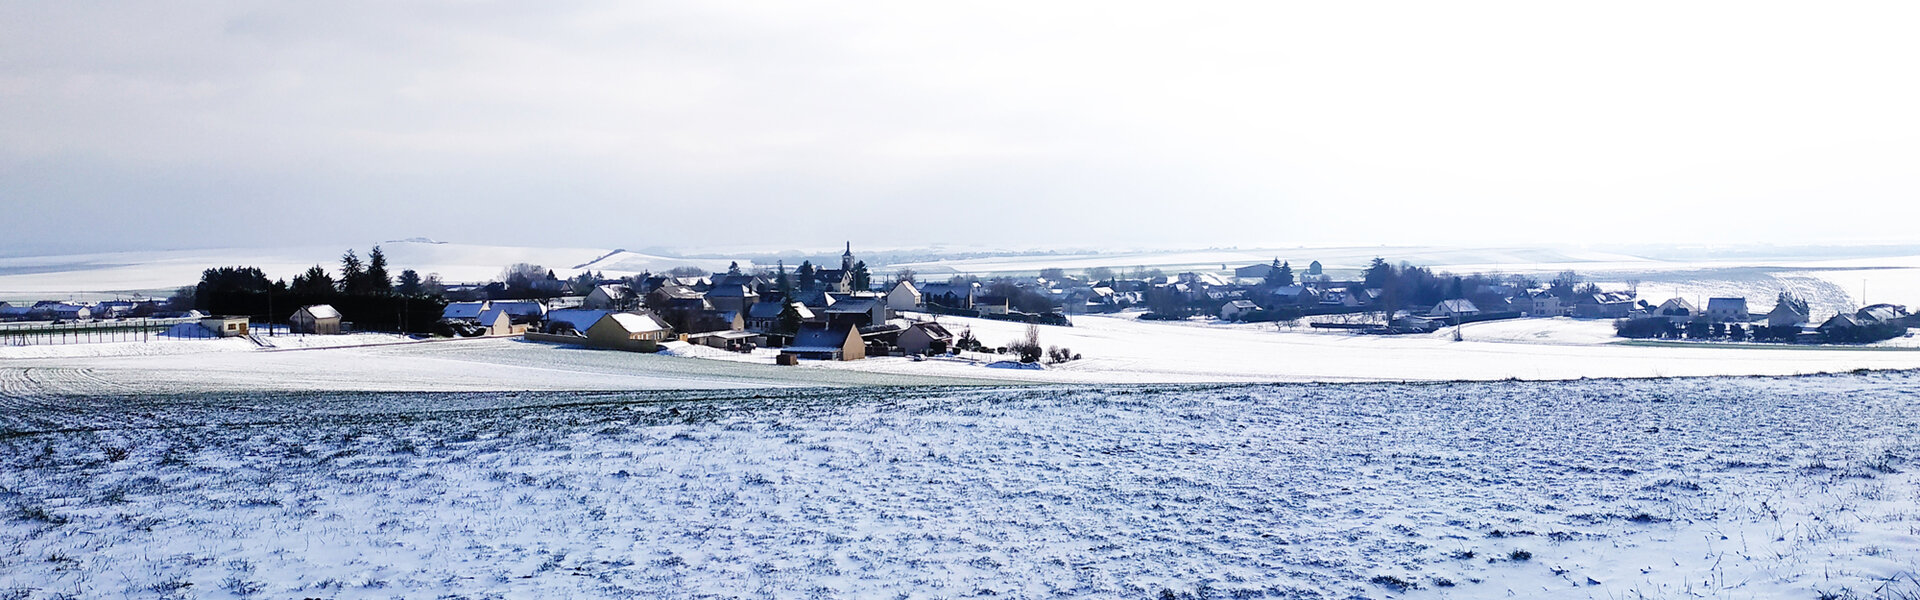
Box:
[289, 304, 343, 334]
[199, 316, 250, 337]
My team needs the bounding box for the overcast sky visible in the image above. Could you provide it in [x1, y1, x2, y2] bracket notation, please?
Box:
[3, 2, 1918, 255]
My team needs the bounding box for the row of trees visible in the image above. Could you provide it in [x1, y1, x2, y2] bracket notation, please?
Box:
[188, 246, 447, 333]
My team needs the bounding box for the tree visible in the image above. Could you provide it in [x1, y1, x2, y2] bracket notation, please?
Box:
[365, 246, 392, 295]
[291, 265, 337, 296]
[169, 286, 197, 310]
[776, 261, 794, 300]
[397, 269, 423, 296]
[569, 271, 598, 295]
[1363, 257, 1394, 289]
[774, 302, 804, 336]
[893, 267, 917, 284]
[849, 260, 871, 291]
[1010, 324, 1044, 363]
[666, 265, 706, 277]
[1573, 282, 1601, 297]
[421, 273, 446, 296]
[1084, 267, 1115, 283]
[727, 261, 742, 277]
[1039, 268, 1067, 282]
[1274, 261, 1294, 287]
[195, 266, 272, 297]
[1549, 270, 1582, 299]
[796, 261, 818, 291]
[338, 250, 366, 294]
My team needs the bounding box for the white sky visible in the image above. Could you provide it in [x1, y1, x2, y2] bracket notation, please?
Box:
[3, 2, 1918, 254]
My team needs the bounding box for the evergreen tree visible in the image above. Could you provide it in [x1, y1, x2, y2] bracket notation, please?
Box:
[727, 261, 742, 277]
[339, 250, 366, 294]
[1363, 257, 1394, 289]
[1275, 261, 1294, 287]
[397, 269, 423, 296]
[775, 302, 804, 336]
[849, 261, 871, 291]
[1776, 291, 1810, 317]
[776, 261, 793, 300]
[366, 246, 393, 295]
[292, 265, 337, 295]
[796, 261, 817, 291]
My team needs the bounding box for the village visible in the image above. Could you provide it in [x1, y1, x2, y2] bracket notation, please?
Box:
[4, 243, 1914, 364]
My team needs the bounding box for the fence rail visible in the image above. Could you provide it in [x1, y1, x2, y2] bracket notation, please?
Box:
[0, 318, 212, 347]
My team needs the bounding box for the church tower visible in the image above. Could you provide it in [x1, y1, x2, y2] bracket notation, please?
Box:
[841, 241, 854, 272]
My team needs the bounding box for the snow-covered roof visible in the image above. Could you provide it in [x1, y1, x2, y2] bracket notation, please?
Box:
[477, 308, 510, 325]
[546, 309, 608, 331]
[296, 304, 341, 320]
[596, 312, 669, 334]
[442, 301, 487, 319]
[1706, 297, 1747, 311]
[492, 300, 547, 316]
[1226, 300, 1259, 309]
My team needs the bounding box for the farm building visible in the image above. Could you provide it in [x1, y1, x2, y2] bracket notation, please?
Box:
[582, 285, 632, 310]
[442, 301, 488, 321]
[584, 312, 674, 352]
[896, 322, 954, 355]
[544, 309, 610, 335]
[886, 280, 922, 312]
[781, 323, 865, 361]
[289, 304, 343, 334]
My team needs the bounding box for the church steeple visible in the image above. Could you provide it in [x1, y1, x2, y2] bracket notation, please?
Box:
[841, 241, 854, 272]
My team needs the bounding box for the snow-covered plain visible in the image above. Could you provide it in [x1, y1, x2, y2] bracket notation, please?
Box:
[3, 376, 1917, 599]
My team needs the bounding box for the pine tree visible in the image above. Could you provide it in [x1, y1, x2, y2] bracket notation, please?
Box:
[366, 246, 393, 295]
[796, 261, 817, 291]
[397, 269, 423, 296]
[293, 265, 336, 296]
[775, 302, 803, 336]
[728, 261, 742, 277]
[1276, 261, 1294, 287]
[849, 261, 871, 292]
[776, 261, 793, 300]
[339, 250, 365, 294]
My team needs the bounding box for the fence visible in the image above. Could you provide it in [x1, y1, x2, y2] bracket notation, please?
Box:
[0, 318, 204, 347]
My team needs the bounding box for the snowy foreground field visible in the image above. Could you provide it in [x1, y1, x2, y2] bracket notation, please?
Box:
[4, 376, 1919, 599]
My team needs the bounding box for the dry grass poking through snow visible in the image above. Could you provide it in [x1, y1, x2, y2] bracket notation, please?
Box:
[1, 375, 1918, 599]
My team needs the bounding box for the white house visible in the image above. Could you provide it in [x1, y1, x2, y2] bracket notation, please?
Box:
[1705, 297, 1749, 323]
[1219, 300, 1260, 321]
[1428, 299, 1480, 319]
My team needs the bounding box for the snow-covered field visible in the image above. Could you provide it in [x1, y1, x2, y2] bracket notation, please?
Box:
[3, 376, 1917, 599]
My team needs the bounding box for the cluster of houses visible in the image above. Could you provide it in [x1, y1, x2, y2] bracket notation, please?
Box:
[0, 298, 174, 322]
[1629, 296, 1913, 342]
[438, 244, 959, 361]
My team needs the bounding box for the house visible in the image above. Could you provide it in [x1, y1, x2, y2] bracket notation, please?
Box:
[1652, 298, 1698, 324]
[582, 285, 632, 310]
[1429, 299, 1481, 319]
[1219, 300, 1260, 321]
[824, 295, 888, 330]
[1571, 292, 1636, 319]
[645, 285, 705, 309]
[780, 323, 866, 361]
[1514, 292, 1561, 317]
[896, 321, 954, 355]
[1268, 285, 1320, 306]
[544, 309, 610, 334]
[477, 308, 518, 336]
[48, 303, 90, 321]
[919, 283, 977, 309]
[490, 300, 548, 324]
[199, 315, 249, 337]
[1818, 304, 1910, 343]
[1766, 302, 1809, 328]
[584, 312, 673, 352]
[703, 283, 760, 314]
[93, 301, 136, 319]
[289, 304, 343, 334]
[0, 303, 28, 321]
[442, 301, 489, 321]
[886, 280, 922, 312]
[746, 301, 814, 333]
[975, 295, 1011, 316]
[1705, 297, 1750, 323]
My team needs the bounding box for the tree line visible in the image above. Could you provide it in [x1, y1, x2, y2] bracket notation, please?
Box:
[187, 246, 447, 333]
